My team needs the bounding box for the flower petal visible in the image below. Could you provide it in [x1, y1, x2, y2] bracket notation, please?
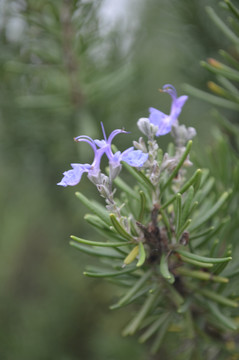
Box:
[171, 95, 188, 119]
[149, 107, 172, 136]
[121, 149, 148, 167]
[57, 164, 91, 187]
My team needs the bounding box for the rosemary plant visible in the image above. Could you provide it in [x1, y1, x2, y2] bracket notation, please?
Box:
[58, 84, 237, 358]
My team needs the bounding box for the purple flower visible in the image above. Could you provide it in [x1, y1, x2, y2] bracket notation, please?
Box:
[57, 123, 148, 187]
[149, 84, 188, 136]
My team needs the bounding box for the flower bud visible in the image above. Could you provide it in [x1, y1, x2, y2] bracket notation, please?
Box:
[137, 117, 158, 138]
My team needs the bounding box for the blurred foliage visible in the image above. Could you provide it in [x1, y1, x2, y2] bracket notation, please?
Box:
[0, 0, 237, 359]
[187, 0, 239, 250]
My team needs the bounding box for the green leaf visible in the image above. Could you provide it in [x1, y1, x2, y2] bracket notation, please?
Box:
[110, 213, 134, 241]
[83, 265, 137, 278]
[84, 214, 126, 242]
[177, 219, 191, 241]
[199, 288, 238, 308]
[138, 190, 146, 222]
[212, 246, 232, 275]
[217, 75, 239, 97]
[176, 268, 228, 283]
[138, 312, 170, 343]
[137, 242, 146, 267]
[110, 285, 153, 310]
[206, 6, 239, 45]
[70, 235, 132, 248]
[179, 255, 213, 268]
[194, 176, 215, 203]
[75, 191, 111, 225]
[123, 245, 139, 265]
[208, 301, 237, 330]
[159, 253, 175, 284]
[176, 249, 232, 264]
[70, 241, 124, 259]
[122, 290, 160, 336]
[189, 226, 215, 241]
[150, 315, 171, 354]
[123, 162, 154, 191]
[161, 141, 193, 193]
[181, 186, 194, 225]
[225, 0, 239, 19]
[175, 193, 182, 234]
[110, 269, 152, 309]
[201, 60, 239, 81]
[161, 169, 202, 210]
[219, 49, 239, 70]
[189, 191, 231, 232]
[194, 217, 230, 248]
[183, 84, 239, 110]
[112, 175, 139, 200]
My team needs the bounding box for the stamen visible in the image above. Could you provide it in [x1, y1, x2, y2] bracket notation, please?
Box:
[101, 122, 107, 141]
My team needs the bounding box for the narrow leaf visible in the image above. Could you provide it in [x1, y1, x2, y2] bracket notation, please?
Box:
[70, 241, 124, 259]
[176, 249, 232, 264]
[83, 266, 137, 278]
[161, 169, 201, 209]
[179, 255, 213, 268]
[183, 84, 239, 110]
[70, 235, 132, 248]
[151, 316, 171, 354]
[110, 269, 152, 309]
[190, 226, 215, 241]
[199, 288, 238, 308]
[161, 141, 192, 193]
[177, 219, 191, 240]
[176, 268, 228, 283]
[124, 245, 139, 265]
[112, 175, 139, 200]
[75, 191, 111, 225]
[137, 242, 146, 267]
[138, 190, 146, 222]
[110, 213, 134, 241]
[206, 6, 239, 45]
[110, 285, 153, 310]
[159, 253, 175, 284]
[189, 191, 231, 232]
[181, 186, 194, 224]
[226, 0, 239, 17]
[208, 301, 237, 330]
[175, 193, 182, 234]
[123, 162, 154, 190]
[122, 290, 160, 336]
[219, 49, 239, 70]
[139, 312, 170, 343]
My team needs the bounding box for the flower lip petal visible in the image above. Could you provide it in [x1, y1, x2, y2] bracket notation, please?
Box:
[57, 163, 90, 187]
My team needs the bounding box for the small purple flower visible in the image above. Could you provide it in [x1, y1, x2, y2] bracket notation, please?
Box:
[149, 84, 188, 136]
[57, 123, 148, 187]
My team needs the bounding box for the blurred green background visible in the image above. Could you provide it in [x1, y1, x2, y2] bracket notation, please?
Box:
[0, 1, 231, 359]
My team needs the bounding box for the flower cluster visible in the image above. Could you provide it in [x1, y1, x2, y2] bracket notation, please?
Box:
[57, 122, 148, 188]
[58, 84, 194, 193]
